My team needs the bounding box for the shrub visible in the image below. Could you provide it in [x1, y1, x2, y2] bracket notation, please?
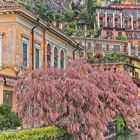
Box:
[115, 116, 127, 134]
[87, 54, 95, 63]
[67, 28, 76, 36]
[0, 105, 21, 130]
[116, 35, 127, 41]
[0, 126, 65, 140]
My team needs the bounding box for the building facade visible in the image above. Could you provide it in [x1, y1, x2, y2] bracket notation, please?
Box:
[96, 1, 140, 57]
[73, 37, 130, 57]
[0, 1, 81, 111]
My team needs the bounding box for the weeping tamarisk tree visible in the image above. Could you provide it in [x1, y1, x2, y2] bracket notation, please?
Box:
[15, 60, 139, 140]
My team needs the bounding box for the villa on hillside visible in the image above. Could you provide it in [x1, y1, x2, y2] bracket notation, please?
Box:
[96, 0, 140, 57]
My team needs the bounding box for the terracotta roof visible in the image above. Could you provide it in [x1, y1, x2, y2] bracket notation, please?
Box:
[0, 0, 22, 8]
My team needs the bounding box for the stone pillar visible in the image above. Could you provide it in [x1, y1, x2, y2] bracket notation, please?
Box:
[53, 21, 57, 26]
[51, 44, 54, 66]
[105, 11, 107, 27]
[59, 23, 63, 30]
[135, 44, 138, 56]
[93, 40, 95, 56]
[64, 49, 66, 69]
[0, 33, 2, 68]
[131, 15, 134, 30]
[128, 42, 131, 56]
[120, 13, 123, 28]
[113, 12, 115, 27]
[84, 24, 87, 37]
[97, 10, 100, 27]
[58, 48, 61, 68]
[0, 85, 3, 105]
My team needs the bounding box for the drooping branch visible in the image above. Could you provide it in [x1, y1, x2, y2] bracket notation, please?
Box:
[15, 60, 139, 140]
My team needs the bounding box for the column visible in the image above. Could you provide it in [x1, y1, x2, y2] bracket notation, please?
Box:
[128, 42, 131, 56]
[113, 12, 115, 28]
[97, 10, 100, 27]
[59, 23, 63, 30]
[93, 40, 96, 56]
[103, 43, 106, 52]
[64, 50, 66, 69]
[120, 13, 123, 28]
[131, 15, 134, 30]
[0, 33, 2, 68]
[135, 44, 138, 57]
[0, 85, 3, 105]
[58, 48, 61, 68]
[84, 24, 87, 37]
[51, 44, 54, 66]
[105, 11, 107, 27]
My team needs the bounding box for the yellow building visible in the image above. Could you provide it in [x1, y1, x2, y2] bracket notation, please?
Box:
[0, 1, 82, 111]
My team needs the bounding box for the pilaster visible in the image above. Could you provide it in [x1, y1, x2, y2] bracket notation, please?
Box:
[105, 11, 107, 27]
[120, 13, 123, 28]
[0, 33, 2, 68]
[51, 44, 55, 66]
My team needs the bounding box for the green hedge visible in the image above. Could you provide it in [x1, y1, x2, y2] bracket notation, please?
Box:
[0, 126, 66, 140]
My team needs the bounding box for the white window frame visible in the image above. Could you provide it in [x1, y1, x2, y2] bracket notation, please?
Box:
[35, 43, 41, 69]
[22, 37, 29, 68]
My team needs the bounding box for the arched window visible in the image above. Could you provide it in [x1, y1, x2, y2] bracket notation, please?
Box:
[54, 47, 58, 68]
[47, 44, 51, 67]
[60, 50, 64, 68]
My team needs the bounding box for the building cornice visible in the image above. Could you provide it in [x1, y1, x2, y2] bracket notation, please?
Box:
[73, 37, 127, 44]
[0, 6, 82, 50]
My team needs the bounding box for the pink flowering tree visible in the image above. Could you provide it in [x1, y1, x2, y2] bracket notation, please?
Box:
[15, 60, 139, 140]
